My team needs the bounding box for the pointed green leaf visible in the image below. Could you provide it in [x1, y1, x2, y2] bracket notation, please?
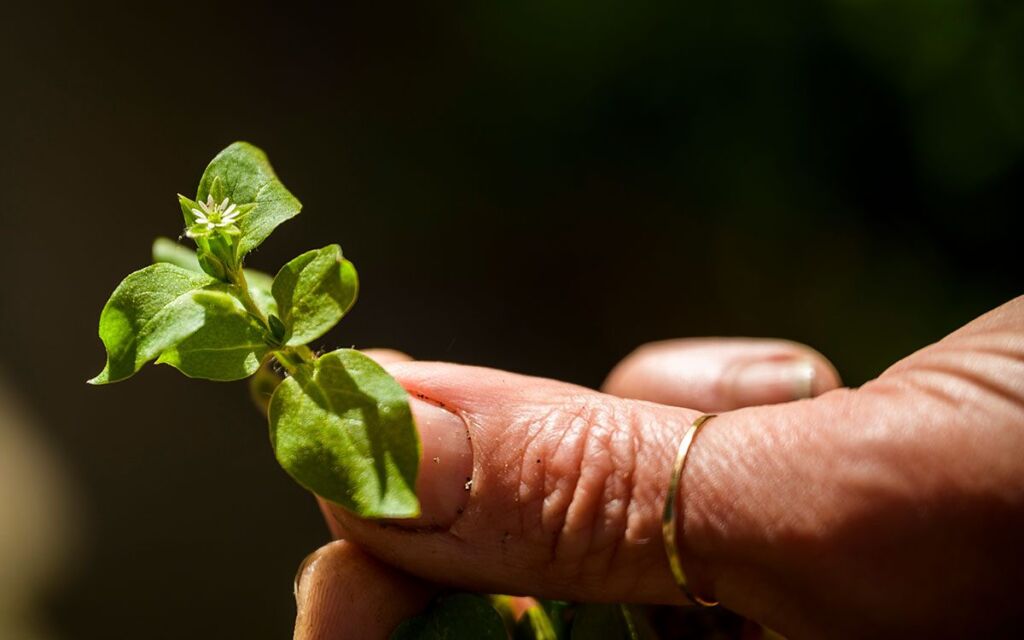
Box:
[272, 244, 358, 346]
[268, 349, 419, 518]
[391, 595, 507, 640]
[208, 175, 226, 203]
[268, 314, 287, 342]
[90, 264, 214, 384]
[152, 238, 279, 318]
[177, 193, 202, 229]
[196, 141, 301, 258]
[154, 289, 272, 381]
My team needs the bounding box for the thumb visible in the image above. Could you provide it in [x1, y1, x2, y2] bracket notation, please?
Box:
[326, 361, 804, 605]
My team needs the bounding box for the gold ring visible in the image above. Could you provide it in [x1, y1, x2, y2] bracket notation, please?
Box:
[662, 413, 719, 607]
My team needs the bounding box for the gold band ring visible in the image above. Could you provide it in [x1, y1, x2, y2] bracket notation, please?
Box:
[661, 413, 719, 607]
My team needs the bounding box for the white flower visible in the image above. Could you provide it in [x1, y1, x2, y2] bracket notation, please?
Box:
[186, 195, 242, 237]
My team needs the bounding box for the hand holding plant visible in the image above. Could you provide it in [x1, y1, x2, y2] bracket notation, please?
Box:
[91, 144, 1024, 639]
[300, 299, 1024, 639]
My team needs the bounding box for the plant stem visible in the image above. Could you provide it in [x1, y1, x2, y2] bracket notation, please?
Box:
[230, 267, 317, 376]
[273, 345, 315, 374]
[230, 268, 269, 327]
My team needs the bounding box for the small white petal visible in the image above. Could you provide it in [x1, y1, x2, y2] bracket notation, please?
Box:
[220, 197, 230, 210]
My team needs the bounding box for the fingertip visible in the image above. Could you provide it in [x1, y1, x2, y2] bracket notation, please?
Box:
[808, 353, 842, 397]
[604, 338, 842, 411]
[404, 397, 473, 527]
[294, 540, 436, 640]
[360, 348, 414, 366]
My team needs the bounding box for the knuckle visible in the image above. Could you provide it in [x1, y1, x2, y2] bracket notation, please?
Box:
[514, 396, 642, 585]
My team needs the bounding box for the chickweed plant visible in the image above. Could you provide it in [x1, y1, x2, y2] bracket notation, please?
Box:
[91, 143, 719, 639]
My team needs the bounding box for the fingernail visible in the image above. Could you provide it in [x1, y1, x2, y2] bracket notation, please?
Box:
[733, 359, 817, 405]
[407, 397, 473, 526]
[294, 550, 318, 608]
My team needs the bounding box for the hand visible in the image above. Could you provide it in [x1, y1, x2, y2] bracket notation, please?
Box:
[294, 297, 1024, 639]
[293, 339, 840, 637]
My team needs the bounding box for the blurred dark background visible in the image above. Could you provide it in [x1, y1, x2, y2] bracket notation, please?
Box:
[1, 1, 1021, 637]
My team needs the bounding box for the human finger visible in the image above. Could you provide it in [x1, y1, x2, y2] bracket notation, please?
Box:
[325, 362, 718, 604]
[603, 338, 841, 411]
[293, 540, 437, 640]
[360, 348, 414, 365]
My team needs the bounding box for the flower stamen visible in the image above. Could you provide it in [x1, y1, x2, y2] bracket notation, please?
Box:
[186, 195, 243, 238]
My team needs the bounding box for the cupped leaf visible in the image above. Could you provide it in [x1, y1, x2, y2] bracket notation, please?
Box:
[90, 263, 214, 384]
[272, 245, 358, 346]
[196, 142, 301, 259]
[154, 288, 272, 381]
[268, 348, 419, 518]
[153, 237, 279, 318]
[391, 594, 507, 640]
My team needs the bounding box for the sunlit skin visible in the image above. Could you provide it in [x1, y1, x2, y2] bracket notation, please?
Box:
[295, 296, 1024, 639]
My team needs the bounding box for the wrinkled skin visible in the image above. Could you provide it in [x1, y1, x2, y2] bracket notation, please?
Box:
[294, 297, 1024, 639]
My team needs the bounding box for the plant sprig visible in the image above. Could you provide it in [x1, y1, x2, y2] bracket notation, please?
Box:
[90, 142, 419, 518]
[90, 143, 716, 639]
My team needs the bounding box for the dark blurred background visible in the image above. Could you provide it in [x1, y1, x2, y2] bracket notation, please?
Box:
[1, 1, 1021, 637]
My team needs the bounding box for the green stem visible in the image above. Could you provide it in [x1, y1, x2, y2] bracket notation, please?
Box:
[273, 345, 315, 374]
[230, 267, 317, 376]
[230, 268, 269, 327]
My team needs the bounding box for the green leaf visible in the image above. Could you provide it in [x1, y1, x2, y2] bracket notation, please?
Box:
[243, 268, 278, 320]
[489, 595, 518, 633]
[515, 605, 558, 640]
[177, 194, 201, 228]
[272, 245, 358, 346]
[90, 264, 214, 384]
[269, 349, 419, 518]
[196, 141, 301, 259]
[153, 236, 202, 272]
[154, 289, 272, 381]
[152, 237, 279, 318]
[391, 594, 508, 640]
[268, 314, 287, 342]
